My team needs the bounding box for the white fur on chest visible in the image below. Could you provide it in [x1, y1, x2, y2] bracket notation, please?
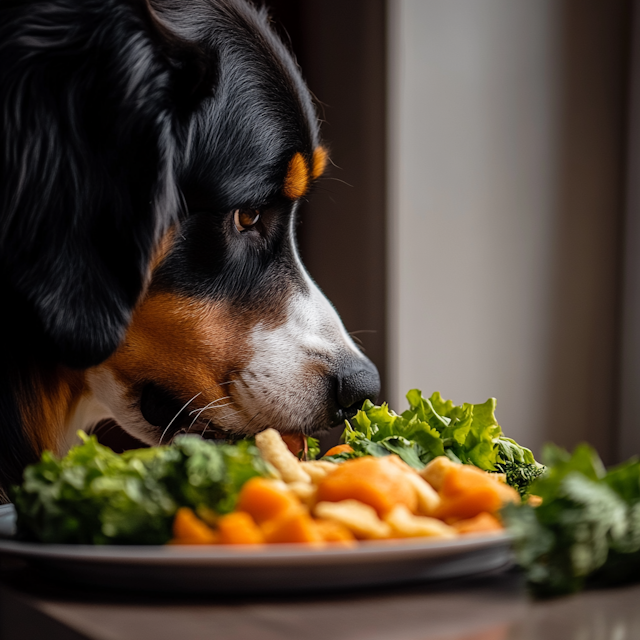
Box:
[60, 393, 112, 453]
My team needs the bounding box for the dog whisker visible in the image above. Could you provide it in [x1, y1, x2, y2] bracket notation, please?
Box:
[159, 391, 203, 444]
[188, 396, 231, 417]
[187, 397, 235, 431]
[201, 419, 212, 438]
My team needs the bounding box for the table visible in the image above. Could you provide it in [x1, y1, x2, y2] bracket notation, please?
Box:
[1, 558, 639, 640]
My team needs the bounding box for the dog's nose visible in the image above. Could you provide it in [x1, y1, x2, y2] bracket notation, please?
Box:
[336, 357, 381, 412]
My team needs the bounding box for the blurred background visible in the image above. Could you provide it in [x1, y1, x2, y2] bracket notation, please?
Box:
[262, 0, 640, 464]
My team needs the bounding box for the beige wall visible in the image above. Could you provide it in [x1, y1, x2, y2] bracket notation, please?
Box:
[388, 0, 629, 460]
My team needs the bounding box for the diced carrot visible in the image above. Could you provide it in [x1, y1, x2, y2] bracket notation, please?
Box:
[440, 464, 519, 505]
[440, 464, 496, 497]
[316, 455, 418, 517]
[436, 486, 504, 521]
[453, 512, 503, 535]
[323, 444, 354, 457]
[236, 477, 300, 524]
[172, 507, 218, 544]
[261, 510, 324, 544]
[314, 518, 357, 545]
[217, 512, 264, 545]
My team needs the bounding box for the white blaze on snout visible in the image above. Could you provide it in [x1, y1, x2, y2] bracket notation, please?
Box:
[237, 251, 365, 433]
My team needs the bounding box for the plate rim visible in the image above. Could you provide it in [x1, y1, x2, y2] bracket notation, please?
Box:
[0, 502, 512, 566]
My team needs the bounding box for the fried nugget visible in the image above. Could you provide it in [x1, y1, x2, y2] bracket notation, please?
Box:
[314, 500, 391, 540]
[384, 505, 457, 539]
[300, 460, 338, 484]
[420, 456, 457, 490]
[255, 429, 311, 484]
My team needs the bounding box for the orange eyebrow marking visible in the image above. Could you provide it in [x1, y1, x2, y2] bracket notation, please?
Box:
[311, 146, 328, 180]
[283, 152, 310, 200]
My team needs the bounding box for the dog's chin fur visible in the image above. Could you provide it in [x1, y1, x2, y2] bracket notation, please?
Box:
[0, 0, 380, 493]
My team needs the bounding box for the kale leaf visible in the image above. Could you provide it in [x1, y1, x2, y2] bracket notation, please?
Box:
[502, 444, 640, 596]
[11, 433, 270, 545]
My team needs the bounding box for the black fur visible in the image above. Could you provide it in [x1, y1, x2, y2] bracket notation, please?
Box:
[0, 0, 378, 494]
[0, 0, 321, 490]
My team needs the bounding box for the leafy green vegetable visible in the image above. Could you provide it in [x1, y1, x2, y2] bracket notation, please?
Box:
[494, 461, 544, 499]
[325, 389, 541, 497]
[11, 433, 270, 545]
[502, 443, 640, 596]
[306, 437, 320, 461]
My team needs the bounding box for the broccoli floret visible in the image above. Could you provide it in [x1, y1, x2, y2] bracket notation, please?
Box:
[494, 461, 545, 499]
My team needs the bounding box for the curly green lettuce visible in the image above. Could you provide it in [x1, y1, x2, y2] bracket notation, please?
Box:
[11, 433, 270, 545]
[322, 389, 542, 497]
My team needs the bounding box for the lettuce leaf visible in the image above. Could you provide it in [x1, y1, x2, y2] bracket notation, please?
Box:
[326, 389, 541, 497]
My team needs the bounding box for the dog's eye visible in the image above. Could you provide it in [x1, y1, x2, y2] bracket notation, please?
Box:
[233, 209, 260, 232]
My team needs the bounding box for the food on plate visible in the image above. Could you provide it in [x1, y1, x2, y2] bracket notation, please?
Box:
[11, 428, 514, 546]
[11, 389, 544, 547]
[12, 435, 270, 544]
[323, 389, 545, 499]
[502, 443, 640, 596]
[315, 456, 419, 517]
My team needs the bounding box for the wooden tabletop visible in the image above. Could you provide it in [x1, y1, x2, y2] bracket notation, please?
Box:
[1, 558, 640, 640]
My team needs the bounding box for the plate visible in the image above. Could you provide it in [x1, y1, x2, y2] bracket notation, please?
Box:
[0, 504, 513, 593]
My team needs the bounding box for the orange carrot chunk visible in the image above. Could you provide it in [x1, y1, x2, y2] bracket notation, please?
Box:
[436, 486, 504, 521]
[453, 512, 504, 535]
[172, 507, 219, 544]
[314, 518, 357, 544]
[236, 477, 300, 524]
[217, 512, 264, 545]
[316, 455, 418, 517]
[435, 464, 519, 520]
[440, 464, 497, 497]
[323, 444, 354, 457]
[261, 511, 324, 544]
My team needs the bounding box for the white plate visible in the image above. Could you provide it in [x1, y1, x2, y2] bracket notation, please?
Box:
[0, 504, 513, 593]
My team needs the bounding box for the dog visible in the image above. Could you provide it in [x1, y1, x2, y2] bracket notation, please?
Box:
[0, 0, 380, 497]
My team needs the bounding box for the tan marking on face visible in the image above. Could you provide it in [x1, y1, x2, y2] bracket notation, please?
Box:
[99, 287, 289, 439]
[105, 293, 249, 399]
[18, 366, 86, 454]
[311, 146, 328, 180]
[283, 152, 310, 200]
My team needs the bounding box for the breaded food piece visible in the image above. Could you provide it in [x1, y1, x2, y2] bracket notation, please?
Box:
[300, 460, 338, 484]
[381, 455, 441, 515]
[314, 500, 391, 540]
[287, 481, 317, 507]
[403, 472, 441, 516]
[255, 429, 311, 484]
[384, 505, 457, 539]
[420, 456, 458, 490]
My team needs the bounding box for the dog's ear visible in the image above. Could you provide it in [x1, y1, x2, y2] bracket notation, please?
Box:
[0, 0, 212, 367]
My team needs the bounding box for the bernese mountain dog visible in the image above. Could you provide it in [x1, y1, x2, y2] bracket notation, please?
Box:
[0, 0, 380, 498]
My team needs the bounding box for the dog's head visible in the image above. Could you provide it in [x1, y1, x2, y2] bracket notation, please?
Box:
[0, 0, 379, 455]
